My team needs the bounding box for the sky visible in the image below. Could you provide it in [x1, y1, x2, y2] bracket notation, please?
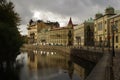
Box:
[11, 0, 120, 35]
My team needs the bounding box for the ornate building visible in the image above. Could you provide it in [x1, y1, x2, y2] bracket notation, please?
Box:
[37, 18, 74, 46]
[27, 19, 37, 44]
[108, 14, 120, 48]
[27, 6, 120, 48]
[94, 6, 115, 47]
[74, 18, 94, 47]
[27, 19, 59, 44]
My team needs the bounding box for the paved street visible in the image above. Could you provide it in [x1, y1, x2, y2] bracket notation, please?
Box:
[113, 49, 120, 80]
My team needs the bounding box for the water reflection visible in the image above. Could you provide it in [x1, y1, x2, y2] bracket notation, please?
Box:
[26, 50, 94, 80]
[0, 67, 20, 80]
[0, 50, 95, 80]
[68, 60, 74, 79]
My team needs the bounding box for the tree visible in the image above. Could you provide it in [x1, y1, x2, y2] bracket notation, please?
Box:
[0, 0, 23, 66]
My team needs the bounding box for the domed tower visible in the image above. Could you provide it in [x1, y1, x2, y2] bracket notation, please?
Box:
[95, 12, 103, 19]
[105, 6, 115, 15]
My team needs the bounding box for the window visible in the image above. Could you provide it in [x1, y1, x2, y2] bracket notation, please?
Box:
[98, 22, 102, 31]
[116, 36, 118, 43]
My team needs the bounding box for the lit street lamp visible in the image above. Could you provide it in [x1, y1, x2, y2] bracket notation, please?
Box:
[111, 24, 118, 57]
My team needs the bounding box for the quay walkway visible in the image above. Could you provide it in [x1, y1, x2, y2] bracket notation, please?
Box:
[113, 49, 120, 80]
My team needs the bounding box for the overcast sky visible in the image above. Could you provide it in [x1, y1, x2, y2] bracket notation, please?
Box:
[11, 0, 120, 35]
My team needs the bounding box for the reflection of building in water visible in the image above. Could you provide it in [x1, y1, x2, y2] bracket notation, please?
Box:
[68, 60, 74, 80]
[37, 53, 68, 69]
[27, 51, 38, 70]
[27, 50, 91, 79]
[27, 51, 70, 70]
[67, 60, 86, 80]
[74, 63, 85, 80]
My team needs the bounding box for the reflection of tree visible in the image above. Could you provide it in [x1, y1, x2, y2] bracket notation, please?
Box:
[0, 68, 20, 80]
[68, 60, 74, 80]
[99, 37, 102, 47]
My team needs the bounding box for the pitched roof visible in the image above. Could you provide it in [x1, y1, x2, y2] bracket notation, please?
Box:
[68, 17, 73, 26]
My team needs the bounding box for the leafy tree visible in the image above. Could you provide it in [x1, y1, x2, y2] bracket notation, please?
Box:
[0, 0, 23, 65]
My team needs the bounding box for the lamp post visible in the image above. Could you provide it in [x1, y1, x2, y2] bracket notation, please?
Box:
[111, 24, 117, 57]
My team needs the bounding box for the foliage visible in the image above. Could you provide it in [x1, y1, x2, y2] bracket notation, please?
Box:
[21, 35, 28, 43]
[0, 0, 20, 26]
[0, 0, 23, 62]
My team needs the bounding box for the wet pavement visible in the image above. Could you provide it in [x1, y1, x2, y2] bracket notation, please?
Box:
[113, 49, 120, 80]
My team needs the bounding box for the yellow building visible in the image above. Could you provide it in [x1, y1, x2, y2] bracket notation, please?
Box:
[37, 18, 74, 46]
[94, 7, 115, 47]
[108, 14, 120, 48]
[27, 20, 37, 44]
[28, 19, 59, 44]
[48, 18, 74, 46]
[37, 21, 60, 45]
[74, 18, 94, 47]
[48, 27, 73, 46]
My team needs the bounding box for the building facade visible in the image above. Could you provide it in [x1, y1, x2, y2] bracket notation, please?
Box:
[27, 6, 120, 49]
[94, 7, 115, 47]
[28, 19, 59, 44]
[48, 27, 73, 46]
[108, 14, 120, 48]
[27, 20, 37, 44]
[74, 18, 94, 47]
[37, 18, 74, 46]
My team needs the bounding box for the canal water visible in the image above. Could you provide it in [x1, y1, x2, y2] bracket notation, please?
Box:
[0, 51, 95, 80]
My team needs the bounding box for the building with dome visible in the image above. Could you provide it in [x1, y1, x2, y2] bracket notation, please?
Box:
[94, 6, 116, 47]
[27, 6, 120, 48]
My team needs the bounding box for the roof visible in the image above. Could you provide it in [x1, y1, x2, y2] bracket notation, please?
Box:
[67, 17, 73, 26]
[84, 17, 94, 23]
[68, 17, 73, 25]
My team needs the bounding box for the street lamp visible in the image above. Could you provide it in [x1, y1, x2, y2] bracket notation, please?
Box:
[111, 24, 118, 57]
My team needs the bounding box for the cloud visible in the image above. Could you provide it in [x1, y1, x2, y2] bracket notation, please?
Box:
[18, 25, 28, 35]
[11, 0, 120, 35]
[31, 10, 80, 26]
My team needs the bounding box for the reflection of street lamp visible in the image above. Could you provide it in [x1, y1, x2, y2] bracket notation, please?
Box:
[111, 24, 117, 57]
[94, 38, 96, 50]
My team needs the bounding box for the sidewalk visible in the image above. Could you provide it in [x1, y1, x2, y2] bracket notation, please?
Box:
[113, 49, 120, 80]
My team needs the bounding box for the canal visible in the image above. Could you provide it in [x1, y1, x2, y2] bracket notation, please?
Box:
[0, 51, 95, 80]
